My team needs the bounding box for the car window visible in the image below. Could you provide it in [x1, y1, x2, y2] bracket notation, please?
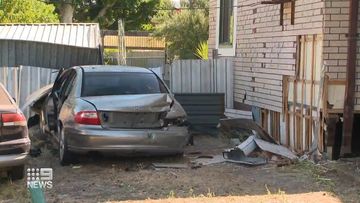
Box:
[81, 72, 168, 97]
[60, 70, 76, 100]
[0, 86, 12, 105]
[53, 70, 70, 96]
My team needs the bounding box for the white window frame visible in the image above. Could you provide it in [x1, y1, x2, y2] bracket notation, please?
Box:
[215, 0, 237, 56]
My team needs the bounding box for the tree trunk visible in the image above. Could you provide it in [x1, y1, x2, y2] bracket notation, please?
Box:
[92, 2, 115, 22]
[60, 3, 74, 23]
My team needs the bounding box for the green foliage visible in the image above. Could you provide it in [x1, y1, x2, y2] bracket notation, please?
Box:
[68, 0, 160, 30]
[152, 0, 209, 60]
[195, 41, 208, 59]
[103, 48, 118, 65]
[0, 0, 59, 23]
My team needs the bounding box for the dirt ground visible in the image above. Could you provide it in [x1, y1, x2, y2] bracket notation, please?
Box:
[0, 126, 359, 203]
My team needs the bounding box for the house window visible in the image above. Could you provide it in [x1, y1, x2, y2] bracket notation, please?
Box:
[216, 0, 236, 56]
[219, 0, 234, 47]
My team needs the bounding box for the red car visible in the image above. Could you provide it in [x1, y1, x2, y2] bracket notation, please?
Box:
[0, 83, 30, 180]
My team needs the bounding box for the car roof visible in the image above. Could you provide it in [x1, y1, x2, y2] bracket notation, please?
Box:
[78, 65, 153, 73]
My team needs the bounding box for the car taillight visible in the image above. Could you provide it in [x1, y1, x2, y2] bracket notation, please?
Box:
[1, 112, 27, 126]
[74, 111, 100, 125]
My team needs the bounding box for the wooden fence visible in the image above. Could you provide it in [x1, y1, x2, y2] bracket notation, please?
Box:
[169, 58, 234, 109]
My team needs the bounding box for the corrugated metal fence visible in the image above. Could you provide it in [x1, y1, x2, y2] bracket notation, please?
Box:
[0, 66, 57, 117]
[170, 58, 233, 109]
[169, 58, 233, 127]
[175, 93, 225, 127]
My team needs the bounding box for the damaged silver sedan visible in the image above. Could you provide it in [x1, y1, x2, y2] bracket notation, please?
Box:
[25, 66, 189, 165]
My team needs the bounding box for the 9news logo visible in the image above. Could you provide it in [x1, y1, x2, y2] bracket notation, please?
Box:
[26, 168, 53, 189]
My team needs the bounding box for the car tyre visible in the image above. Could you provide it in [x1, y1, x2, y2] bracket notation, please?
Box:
[58, 125, 73, 166]
[8, 165, 24, 180]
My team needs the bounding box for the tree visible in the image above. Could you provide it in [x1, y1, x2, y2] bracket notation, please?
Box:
[0, 0, 59, 23]
[151, 0, 209, 59]
[58, 0, 76, 23]
[52, 0, 160, 30]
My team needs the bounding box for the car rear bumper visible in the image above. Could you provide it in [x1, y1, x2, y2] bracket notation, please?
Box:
[66, 126, 189, 155]
[0, 138, 30, 168]
[0, 153, 28, 168]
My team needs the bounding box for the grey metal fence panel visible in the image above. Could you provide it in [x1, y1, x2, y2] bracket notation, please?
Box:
[175, 93, 225, 127]
[0, 67, 19, 100]
[0, 66, 58, 117]
[170, 58, 233, 109]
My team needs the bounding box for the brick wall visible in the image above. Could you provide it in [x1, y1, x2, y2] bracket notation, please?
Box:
[323, 0, 360, 110]
[234, 0, 324, 112]
[324, 0, 349, 80]
[208, 0, 217, 59]
[208, 0, 360, 112]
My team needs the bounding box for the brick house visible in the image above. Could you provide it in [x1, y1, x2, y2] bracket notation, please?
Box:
[208, 0, 360, 157]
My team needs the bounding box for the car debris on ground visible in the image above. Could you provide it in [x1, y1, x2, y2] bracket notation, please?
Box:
[219, 118, 298, 166]
[190, 155, 226, 166]
[151, 118, 300, 169]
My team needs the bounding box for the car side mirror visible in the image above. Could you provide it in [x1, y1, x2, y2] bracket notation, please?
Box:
[12, 97, 16, 103]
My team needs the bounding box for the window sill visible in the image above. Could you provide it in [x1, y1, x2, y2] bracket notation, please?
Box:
[217, 47, 236, 57]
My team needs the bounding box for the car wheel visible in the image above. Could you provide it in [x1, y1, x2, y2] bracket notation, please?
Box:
[8, 165, 24, 180]
[58, 125, 73, 166]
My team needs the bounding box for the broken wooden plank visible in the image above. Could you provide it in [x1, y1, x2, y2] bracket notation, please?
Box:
[151, 163, 188, 169]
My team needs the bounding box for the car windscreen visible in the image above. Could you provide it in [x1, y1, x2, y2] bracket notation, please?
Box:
[0, 87, 12, 105]
[81, 72, 168, 97]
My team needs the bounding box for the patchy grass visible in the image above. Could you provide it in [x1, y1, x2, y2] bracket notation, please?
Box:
[264, 185, 288, 203]
[166, 188, 216, 199]
[0, 177, 29, 202]
[291, 161, 335, 192]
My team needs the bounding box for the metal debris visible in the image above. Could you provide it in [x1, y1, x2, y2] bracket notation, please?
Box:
[222, 134, 298, 166]
[235, 135, 257, 156]
[223, 136, 267, 166]
[254, 138, 298, 160]
[191, 155, 226, 166]
[224, 156, 267, 166]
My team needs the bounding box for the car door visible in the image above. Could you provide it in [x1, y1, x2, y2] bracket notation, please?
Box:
[43, 70, 73, 133]
[56, 70, 77, 120]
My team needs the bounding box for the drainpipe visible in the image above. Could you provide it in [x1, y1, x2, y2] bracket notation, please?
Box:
[341, 0, 359, 155]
